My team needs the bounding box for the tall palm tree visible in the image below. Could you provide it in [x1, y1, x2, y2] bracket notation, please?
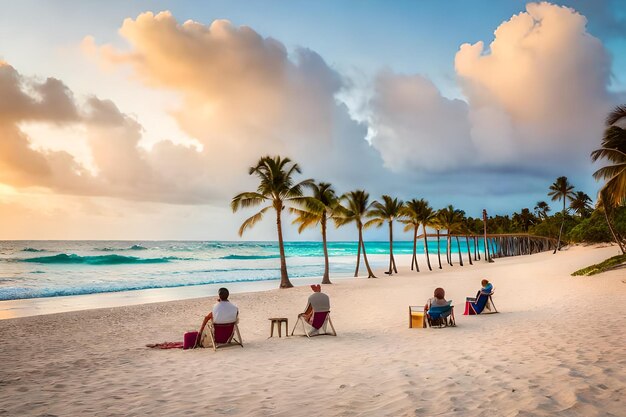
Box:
[534, 201, 551, 220]
[290, 182, 338, 284]
[366, 195, 404, 276]
[334, 190, 377, 278]
[232, 156, 313, 288]
[399, 198, 435, 272]
[569, 191, 593, 218]
[591, 105, 626, 208]
[437, 205, 465, 266]
[548, 176, 575, 253]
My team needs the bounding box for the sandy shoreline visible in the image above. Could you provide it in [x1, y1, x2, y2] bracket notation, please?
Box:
[1, 245, 624, 416]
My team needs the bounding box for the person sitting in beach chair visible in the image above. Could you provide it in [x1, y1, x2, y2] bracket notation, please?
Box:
[423, 288, 455, 327]
[463, 279, 498, 315]
[197, 287, 243, 350]
[291, 284, 336, 337]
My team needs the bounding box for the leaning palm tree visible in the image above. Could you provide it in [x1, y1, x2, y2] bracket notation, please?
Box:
[232, 156, 314, 288]
[334, 190, 377, 278]
[570, 191, 593, 218]
[591, 104, 626, 208]
[437, 205, 465, 266]
[366, 195, 404, 276]
[534, 201, 551, 220]
[399, 198, 435, 272]
[548, 176, 575, 253]
[290, 182, 338, 284]
[597, 189, 626, 254]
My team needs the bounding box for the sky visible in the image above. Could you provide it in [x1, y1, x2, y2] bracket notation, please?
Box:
[0, 0, 625, 240]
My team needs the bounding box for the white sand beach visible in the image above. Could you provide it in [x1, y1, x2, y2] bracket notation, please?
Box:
[0, 245, 624, 416]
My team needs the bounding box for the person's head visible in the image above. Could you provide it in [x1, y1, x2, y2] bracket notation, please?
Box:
[434, 287, 445, 300]
[310, 284, 321, 293]
[481, 279, 489, 287]
[218, 287, 229, 301]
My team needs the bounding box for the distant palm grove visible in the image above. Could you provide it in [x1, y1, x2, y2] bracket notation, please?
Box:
[232, 106, 626, 288]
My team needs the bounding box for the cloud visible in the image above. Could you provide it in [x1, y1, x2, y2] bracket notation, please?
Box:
[368, 72, 472, 172]
[369, 2, 616, 176]
[90, 12, 385, 191]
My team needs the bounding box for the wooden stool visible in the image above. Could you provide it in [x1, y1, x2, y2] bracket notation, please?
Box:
[268, 317, 288, 338]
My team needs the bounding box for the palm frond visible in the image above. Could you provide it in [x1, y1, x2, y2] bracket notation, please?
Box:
[238, 206, 271, 236]
[606, 105, 626, 126]
[231, 192, 268, 212]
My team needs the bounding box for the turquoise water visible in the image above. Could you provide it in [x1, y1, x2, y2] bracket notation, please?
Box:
[0, 240, 485, 301]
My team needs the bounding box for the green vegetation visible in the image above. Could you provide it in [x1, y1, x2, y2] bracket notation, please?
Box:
[571, 254, 626, 276]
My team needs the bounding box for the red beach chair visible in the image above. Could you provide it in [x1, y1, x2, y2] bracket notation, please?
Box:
[291, 311, 337, 337]
[200, 322, 243, 351]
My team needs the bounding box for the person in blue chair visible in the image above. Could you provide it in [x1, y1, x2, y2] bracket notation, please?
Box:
[425, 287, 448, 312]
[475, 279, 493, 298]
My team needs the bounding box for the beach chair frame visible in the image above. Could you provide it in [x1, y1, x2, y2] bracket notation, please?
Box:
[200, 322, 244, 351]
[291, 311, 337, 338]
[424, 303, 456, 328]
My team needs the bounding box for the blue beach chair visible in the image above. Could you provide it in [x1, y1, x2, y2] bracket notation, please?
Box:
[426, 301, 456, 328]
[464, 289, 498, 315]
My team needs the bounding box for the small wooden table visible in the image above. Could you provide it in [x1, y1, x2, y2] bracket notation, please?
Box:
[268, 317, 288, 338]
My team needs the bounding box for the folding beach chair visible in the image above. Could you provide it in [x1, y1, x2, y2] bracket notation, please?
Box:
[425, 301, 456, 328]
[291, 311, 337, 337]
[200, 322, 243, 351]
[464, 289, 498, 315]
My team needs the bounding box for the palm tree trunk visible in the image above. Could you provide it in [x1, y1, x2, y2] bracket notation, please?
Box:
[321, 215, 331, 284]
[553, 200, 566, 254]
[412, 225, 420, 272]
[465, 236, 473, 265]
[275, 206, 293, 288]
[423, 224, 432, 271]
[361, 234, 377, 278]
[455, 236, 463, 266]
[603, 208, 626, 254]
[389, 221, 398, 274]
[447, 233, 453, 266]
[436, 229, 442, 269]
[411, 225, 417, 271]
[354, 225, 362, 277]
[387, 221, 393, 275]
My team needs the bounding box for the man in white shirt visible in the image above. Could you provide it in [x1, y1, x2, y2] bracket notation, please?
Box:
[197, 288, 239, 341]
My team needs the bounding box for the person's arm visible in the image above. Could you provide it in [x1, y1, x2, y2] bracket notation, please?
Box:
[300, 302, 313, 322]
[198, 311, 213, 335]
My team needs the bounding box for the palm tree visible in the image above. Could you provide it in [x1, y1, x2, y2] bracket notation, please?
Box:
[366, 195, 404, 276]
[431, 218, 444, 269]
[334, 190, 377, 278]
[570, 191, 593, 218]
[290, 182, 338, 284]
[399, 198, 435, 272]
[597, 189, 626, 254]
[548, 176, 575, 253]
[591, 105, 626, 208]
[232, 156, 313, 288]
[512, 208, 535, 232]
[534, 201, 551, 220]
[437, 205, 465, 266]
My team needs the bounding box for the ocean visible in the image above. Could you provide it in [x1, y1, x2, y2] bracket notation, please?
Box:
[0, 240, 484, 301]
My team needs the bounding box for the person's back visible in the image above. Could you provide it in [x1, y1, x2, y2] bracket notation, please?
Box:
[308, 291, 330, 313]
[212, 299, 239, 324]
